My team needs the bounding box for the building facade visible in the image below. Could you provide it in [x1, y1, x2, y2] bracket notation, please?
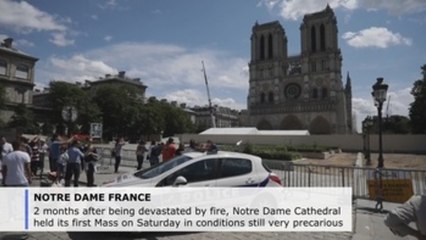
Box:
[247, 5, 352, 134]
[0, 38, 38, 122]
[190, 105, 240, 131]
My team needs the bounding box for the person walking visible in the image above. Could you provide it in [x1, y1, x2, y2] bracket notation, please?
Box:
[113, 137, 125, 173]
[64, 140, 84, 187]
[161, 138, 176, 162]
[1, 141, 32, 187]
[84, 143, 98, 187]
[29, 137, 40, 177]
[135, 140, 147, 170]
[148, 141, 161, 167]
[1, 141, 31, 239]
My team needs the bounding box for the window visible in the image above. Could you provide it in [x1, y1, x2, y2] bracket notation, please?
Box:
[161, 159, 217, 186]
[268, 92, 274, 103]
[16, 64, 29, 79]
[312, 88, 318, 99]
[0, 59, 6, 75]
[219, 158, 252, 178]
[322, 87, 328, 99]
[320, 24, 326, 51]
[311, 26, 316, 52]
[268, 34, 273, 59]
[260, 93, 266, 103]
[260, 35, 265, 60]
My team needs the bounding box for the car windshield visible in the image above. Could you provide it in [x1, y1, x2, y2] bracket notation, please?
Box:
[133, 155, 193, 179]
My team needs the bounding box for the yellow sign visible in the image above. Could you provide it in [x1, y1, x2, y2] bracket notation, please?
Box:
[367, 179, 413, 203]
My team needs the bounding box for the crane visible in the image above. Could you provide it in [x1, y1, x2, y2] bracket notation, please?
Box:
[386, 95, 392, 119]
[202, 61, 216, 128]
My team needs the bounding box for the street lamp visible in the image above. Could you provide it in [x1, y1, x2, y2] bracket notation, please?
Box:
[371, 77, 388, 168]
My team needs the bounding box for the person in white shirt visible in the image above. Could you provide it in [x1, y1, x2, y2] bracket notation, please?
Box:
[1, 141, 31, 186]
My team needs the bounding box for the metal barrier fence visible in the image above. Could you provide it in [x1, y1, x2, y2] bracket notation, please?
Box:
[95, 147, 426, 199]
[266, 162, 426, 199]
[96, 148, 145, 170]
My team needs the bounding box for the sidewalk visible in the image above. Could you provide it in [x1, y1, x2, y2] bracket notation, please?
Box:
[353, 199, 418, 240]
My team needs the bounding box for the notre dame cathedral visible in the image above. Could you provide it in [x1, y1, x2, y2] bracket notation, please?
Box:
[247, 5, 352, 134]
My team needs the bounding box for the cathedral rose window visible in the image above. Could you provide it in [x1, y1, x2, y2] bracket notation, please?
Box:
[284, 83, 301, 99]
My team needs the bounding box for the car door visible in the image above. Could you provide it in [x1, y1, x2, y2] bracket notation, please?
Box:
[157, 158, 218, 187]
[216, 158, 258, 187]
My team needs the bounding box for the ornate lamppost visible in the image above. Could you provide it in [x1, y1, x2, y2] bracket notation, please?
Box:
[371, 78, 388, 169]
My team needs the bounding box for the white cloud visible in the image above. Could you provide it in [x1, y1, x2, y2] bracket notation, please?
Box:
[260, 0, 358, 20]
[37, 42, 249, 109]
[342, 27, 412, 48]
[0, 0, 67, 32]
[49, 32, 75, 47]
[164, 89, 246, 110]
[260, 0, 426, 20]
[15, 39, 34, 47]
[91, 15, 99, 20]
[352, 87, 413, 132]
[104, 35, 112, 42]
[0, 34, 34, 48]
[359, 0, 426, 15]
[44, 55, 118, 82]
[99, 0, 118, 9]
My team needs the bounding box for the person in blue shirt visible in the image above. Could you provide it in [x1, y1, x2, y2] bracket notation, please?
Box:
[64, 140, 84, 187]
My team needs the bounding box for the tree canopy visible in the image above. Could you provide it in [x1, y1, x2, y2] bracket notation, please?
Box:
[409, 64, 426, 134]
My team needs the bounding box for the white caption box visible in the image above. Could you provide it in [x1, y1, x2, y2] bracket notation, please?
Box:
[0, 187, 352, 232]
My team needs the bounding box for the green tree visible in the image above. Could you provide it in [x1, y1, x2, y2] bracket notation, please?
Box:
[7, 104, 38, 133]
[364, 115, 411, 134]
[409, 64, 426, 133]
[93, 84, 142, 141]
[48, 81, 101, 135]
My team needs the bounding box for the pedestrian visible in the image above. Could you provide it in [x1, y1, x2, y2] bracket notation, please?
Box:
[205, 140, 218, 154]
[384, 194, 426, 239]
[29, 137, 40, 177]
[64, 140, 84, 187]
[1, 141, 32, 186]
[48, 134, 62, 172]
[136, 140, 147, 170]
[113, 137, 125, 173]
[38, 139, 48, 178]
[84, 143, 98, 187]
[1, 136, 14, 175]
[162, 138, 177, 162]
[20, 136, 33, 158]
[1, 140, 31, 240]
[148, 141, 162, 167]
[175, 143, 185, 156]
[57, 144, 69, 184]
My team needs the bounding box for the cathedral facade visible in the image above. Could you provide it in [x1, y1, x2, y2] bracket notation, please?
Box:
[247, 5, 352, 134]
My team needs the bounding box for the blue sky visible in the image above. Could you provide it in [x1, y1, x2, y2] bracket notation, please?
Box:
[1, 0, 426, 131]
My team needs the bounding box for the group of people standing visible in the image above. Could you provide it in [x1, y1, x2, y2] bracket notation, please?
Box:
[48, 135, 99, 187]
[132, 137, 218, 171]
[1, 134, 100, 187]
[134, 138, 176, 170]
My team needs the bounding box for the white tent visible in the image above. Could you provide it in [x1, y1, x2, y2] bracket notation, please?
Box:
[199, 128, 258, 135]
[199, 128, 310, 136]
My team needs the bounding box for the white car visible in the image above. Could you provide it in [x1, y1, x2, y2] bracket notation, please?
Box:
[102, 151, 282, 187]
